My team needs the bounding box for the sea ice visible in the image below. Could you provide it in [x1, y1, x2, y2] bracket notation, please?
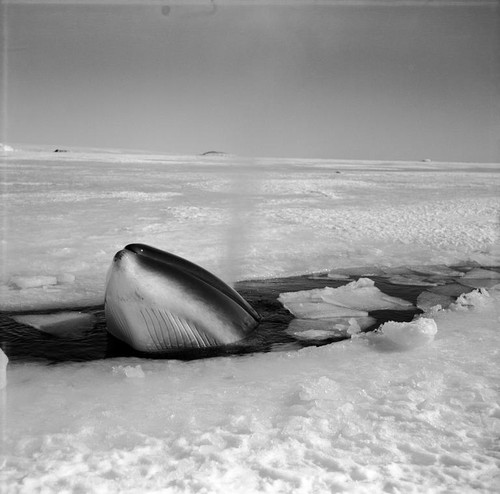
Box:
[279, 278, 413, 321]
[428, 283, 473, 297]
[286, 316, 376, 340]
[462, 268, 500, 279]
[327, 266, 387, 278]
[417, 291, 454, 311]
[365, 317, 438, 351]
[321, 278, 413, 310]
[326, 273, 351, 280]
[0, 347, 7, 389]
[9, 275, 58, 289]
[458, 268, 500, 289]
[387, 275, 439, 286]
[408, 265, 465, 277]
[12, 311, 96, 338]
[450, 288, 492, 311]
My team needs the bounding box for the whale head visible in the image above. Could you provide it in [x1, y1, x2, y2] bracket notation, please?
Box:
[104, 244, 260, 354]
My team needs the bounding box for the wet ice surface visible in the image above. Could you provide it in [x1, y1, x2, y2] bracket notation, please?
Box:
[1, 150, 500, 493]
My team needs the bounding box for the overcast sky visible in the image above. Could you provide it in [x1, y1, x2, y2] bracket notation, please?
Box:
[1, 1, 499, 161]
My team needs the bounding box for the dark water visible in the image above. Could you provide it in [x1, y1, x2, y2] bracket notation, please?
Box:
[0, 265, 494, 363]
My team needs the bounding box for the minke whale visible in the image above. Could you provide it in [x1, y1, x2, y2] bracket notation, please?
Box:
[105, 244, 260, 353]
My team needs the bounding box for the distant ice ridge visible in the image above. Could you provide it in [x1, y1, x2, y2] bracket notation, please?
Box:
[0, 142, 14, 152]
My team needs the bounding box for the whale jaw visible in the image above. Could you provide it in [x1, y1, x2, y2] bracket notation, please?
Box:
[105, 244, 260, 354]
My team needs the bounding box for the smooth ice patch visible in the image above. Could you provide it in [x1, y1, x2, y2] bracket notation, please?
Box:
[366, 318, 438, 351]
[12, 312, 96, 338]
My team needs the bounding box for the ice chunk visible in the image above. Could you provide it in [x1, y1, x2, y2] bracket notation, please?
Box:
[462, 268, 500, 279]
[366, 317, 438, 351]
[458, 268, 500, 289]
[9, 275, 58, 289]
[279, 278, 413, 320]
[0, 347, 8, 390]
[279, 300, 367, 319]
[388, 275, 439, 286]
[12, 312, 95, 338]
[319, 278, 413, 310]
[286, 316, 376, 340]
[417, 291, 454, 311]
[428, 283, 473, 297]
[328, 266, 386, 277]
[408, 265, 464, 277]
[326, 273, 351, 280]
[450, 289, 491, 311]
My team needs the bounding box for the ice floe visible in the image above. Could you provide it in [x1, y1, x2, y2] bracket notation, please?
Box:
[12, 311, 96, 338]
[279, 278, 413, 320]
[387, 275, 439, 286]
[416, 291, 454, 311]
[286, 316, 376, 341]
[428, 283, 473, 297]
[458, 268, 500, 289]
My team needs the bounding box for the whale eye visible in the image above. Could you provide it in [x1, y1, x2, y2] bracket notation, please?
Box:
[125, 244, 146, 255]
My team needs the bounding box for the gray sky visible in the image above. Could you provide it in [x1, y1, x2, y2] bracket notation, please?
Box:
[2, 0, 499, 161]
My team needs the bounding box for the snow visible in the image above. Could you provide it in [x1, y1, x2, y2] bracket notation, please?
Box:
[1, 149, 500, 493]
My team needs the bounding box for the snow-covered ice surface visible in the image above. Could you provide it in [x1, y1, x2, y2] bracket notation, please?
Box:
[1, 149, 500, 493]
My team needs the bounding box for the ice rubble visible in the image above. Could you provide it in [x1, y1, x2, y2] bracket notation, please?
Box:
[279, 278, 413, 319]
[365, 318, 438, 351]
[279, 278, 419, 344]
